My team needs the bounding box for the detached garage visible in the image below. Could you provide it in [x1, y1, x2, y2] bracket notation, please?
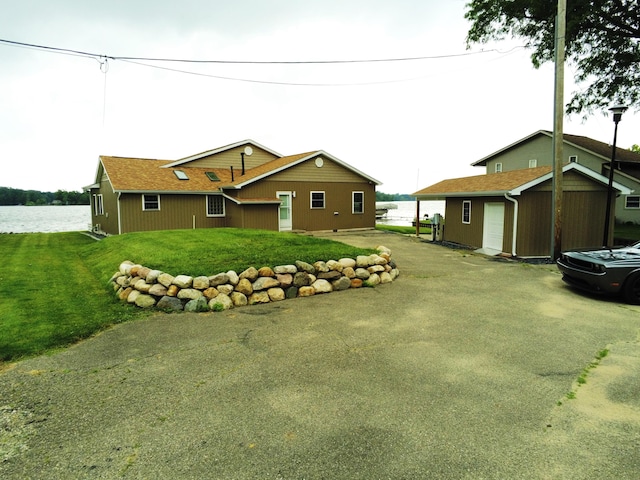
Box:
[413, 163, 631, 257]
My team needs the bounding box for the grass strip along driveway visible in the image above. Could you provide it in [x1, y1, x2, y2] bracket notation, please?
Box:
[0, 229, 374, 362]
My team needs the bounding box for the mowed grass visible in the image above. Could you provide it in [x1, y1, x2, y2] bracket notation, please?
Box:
[1, 229, 375, 362]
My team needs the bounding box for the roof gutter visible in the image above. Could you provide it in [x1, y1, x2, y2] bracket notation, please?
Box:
[504, 192, 518, 257]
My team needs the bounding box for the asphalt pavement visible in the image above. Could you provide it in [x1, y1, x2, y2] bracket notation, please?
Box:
[1, 230, 639, 479]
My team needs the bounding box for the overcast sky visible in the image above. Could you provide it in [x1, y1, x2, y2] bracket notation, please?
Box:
[1, 0, 638, 194]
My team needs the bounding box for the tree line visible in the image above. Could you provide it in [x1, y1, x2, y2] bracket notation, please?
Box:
[375, 192, 414, 202]
[0, 187, 90, 206]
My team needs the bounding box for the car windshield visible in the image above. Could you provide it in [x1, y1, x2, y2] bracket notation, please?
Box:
[628, 241, 640, 252]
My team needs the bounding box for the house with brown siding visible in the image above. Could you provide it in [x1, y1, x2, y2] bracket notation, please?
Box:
[472, 130, 640, 224]
[413, 163, 631, 257]
[85, 140, 381, 235]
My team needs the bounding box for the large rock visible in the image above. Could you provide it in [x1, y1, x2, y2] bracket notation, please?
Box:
[274, 264, 297, 274]
[158, 273, 175, 288]
[148, 284, 168, 297]
[252, 276, 280, 291]
[380, 272, 393, 284]
[342, 267, 356, 279]
[134, 294, 156, 308]
[119, 261, 134, 275]
[276, 273, 293, 288]
[134, 279, 152, 293]
[173, 275, 193, 289]
[350, 278, 363, 288]
[192, 276, 210, 290]
[338, 258, 356, 269]
[332, 276, 352, 291]
[239, 267, 259, 281]
[258, 266, 275, 277]
[356, 255, 372, 268]
[116, 276, 130, 287]
[295, 260, 315, 274]
[312, 279, 333, 294]
[313, 261, 329, 273]
[202, 287, 220, 301]
[217, 284, 234, 295]
[157, 296, 183, 312]
[377, 245, 391, 255]
[235, 278, 253, 295]
[230, 292, 248, 307]
[118, 287, 133, 301]
[209, 273, 230, 287]
[146, 269, 163, 284]
[226, 270, 239, 286]
[355, 268, 370, 280]
[137, 266, 151, 280]
[298, 286, 315, 297]
[267, 288, 285, 302]
[185, 297, 208, 312]
[367, 265, 385, 274]
[317, 271, 341, 281]
[293, 272, 313, 287]
[366, 273, 381, 286]
[209, 293, 233, 311]
[326, 260, 343, 272]
[127, 290, 141, 304]
[248, 291, 271, 304]
[167, 285, 180, 297]
[177, 288, 203, 300]
[285, 286, 298, 299]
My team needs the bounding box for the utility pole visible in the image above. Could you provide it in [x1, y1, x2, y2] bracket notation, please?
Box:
[551, 0, 566, 260]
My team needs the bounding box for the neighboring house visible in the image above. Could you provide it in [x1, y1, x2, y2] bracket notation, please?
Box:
[412, 163, 631, 257]
[85, 140, 381, 235]
[471, 130, 640, 224]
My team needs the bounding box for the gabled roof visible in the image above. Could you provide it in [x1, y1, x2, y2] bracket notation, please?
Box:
[99, 156, 233, 193]
[472, 130, 640, 167]
[223, 150, 382, 188]
[96, 143, 381, 194]
[164, 139, 283, 168]
[413, 163, 632, 200]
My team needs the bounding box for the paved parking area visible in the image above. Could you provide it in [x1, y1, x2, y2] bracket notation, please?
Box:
[1, 230, 640, 479]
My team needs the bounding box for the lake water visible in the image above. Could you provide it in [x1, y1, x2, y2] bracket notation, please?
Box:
[376, 200, 445, 227]
[0, 205, 92, 233]
[0, 202, 443, 233]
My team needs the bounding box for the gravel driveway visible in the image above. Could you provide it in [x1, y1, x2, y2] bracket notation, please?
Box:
[1, 230, 639, 479]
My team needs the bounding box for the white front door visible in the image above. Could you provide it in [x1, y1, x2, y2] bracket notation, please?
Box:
[277, 192, 292, 231]
[482, 202, 504, 252]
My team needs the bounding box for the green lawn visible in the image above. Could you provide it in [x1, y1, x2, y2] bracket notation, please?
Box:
[0, 229, 375, 362]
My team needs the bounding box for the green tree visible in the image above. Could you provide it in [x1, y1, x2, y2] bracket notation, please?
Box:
[465, 0, 640, 115]
[631, 144, 640, 153]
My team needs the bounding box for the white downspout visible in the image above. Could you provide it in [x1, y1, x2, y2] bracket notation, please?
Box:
[504, 193, 518, 257]
[117, 192, 122, 235]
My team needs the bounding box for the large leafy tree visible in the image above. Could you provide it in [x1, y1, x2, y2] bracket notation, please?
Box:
[465, 0, 640, 115]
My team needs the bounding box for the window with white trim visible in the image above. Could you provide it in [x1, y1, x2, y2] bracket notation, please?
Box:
[495, 163, 502, 173]
[206, 195, 225, 216]
[529, 159, 538, 168]
[352, 191, 364, 214]
[311, 191, 325, 209]
[93, 194, 104, 215]
[569, 155, 578, 163]
[462, 200, 471, 224]
[625, 196, 640, 209]
[142, 194, 160, 211]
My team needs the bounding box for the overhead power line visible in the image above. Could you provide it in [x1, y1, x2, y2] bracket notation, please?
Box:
[0, 37, 522, 65]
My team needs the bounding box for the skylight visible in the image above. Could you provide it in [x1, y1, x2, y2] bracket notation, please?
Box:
[206, 171, 220, 181]
[174, 170, 189, 180]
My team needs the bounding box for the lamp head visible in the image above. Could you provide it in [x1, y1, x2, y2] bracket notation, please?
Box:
[609, 105, 627, 123]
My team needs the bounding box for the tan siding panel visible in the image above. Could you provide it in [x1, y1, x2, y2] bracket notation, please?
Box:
[270, 158, 365, 183]
[184, 146, 278, 171]
[516, 192, 552, 256]
[119, 194, 227, 233]
[443, 198, 485, 248]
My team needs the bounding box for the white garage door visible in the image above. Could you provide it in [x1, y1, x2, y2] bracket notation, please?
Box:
[482, 202, 504, 252]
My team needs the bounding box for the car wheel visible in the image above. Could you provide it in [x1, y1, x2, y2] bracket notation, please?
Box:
[623, 272, 640, 304]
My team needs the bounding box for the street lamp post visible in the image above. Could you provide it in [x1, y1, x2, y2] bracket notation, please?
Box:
[603, 105, 627, 247]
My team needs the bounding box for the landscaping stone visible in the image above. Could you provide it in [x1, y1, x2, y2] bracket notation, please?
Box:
[109, 248, 399, 313]
[157, 295, 183, 312]
[173, 275, 193, 289]
[185, 296, 208, 312]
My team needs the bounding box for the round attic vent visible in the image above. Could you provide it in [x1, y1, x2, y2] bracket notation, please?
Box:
[315, 157, 324, 167]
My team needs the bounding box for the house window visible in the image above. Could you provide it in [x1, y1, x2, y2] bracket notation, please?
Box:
[625, 196, 640, 209]
[311, 191, 325, 209]
[462, 200, 471, 224]
[529, 159, 538, 168]
[495, 163, 502, 173]
[352, 191, 364, 214]
[143, 194, 160, 211]
[569, 155, 578, 163]
[206, 195, 225, 216]
[93, 194, 104, 216]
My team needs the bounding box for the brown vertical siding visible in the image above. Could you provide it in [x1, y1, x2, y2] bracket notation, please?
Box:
[239, 180, 376, 231]
[443, 198, 485, 248]
[119, 194, 227, 233]
[90, 172, 120, 235]
[516, 192, 552, 256]
[181, 146, 279, 171]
